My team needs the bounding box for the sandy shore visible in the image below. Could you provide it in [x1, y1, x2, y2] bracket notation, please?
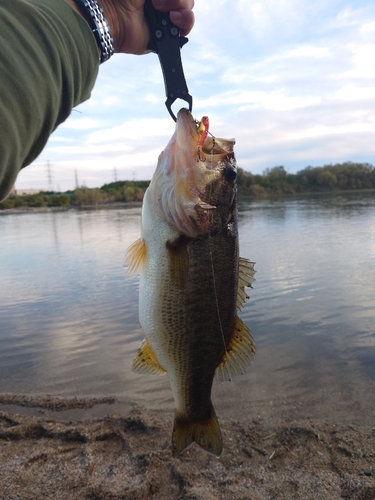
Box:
[1, 395, 374, 500]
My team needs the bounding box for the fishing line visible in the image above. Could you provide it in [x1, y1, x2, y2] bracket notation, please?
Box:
[208, 238, 227, 354]
[205, 136, 227, 354]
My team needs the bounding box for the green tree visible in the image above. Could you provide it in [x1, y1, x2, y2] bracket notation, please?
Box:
[317, 170, 337, 189]
[48, 194, 70, 206]
[72, 187, 106, 206]
[0, 197, 15, 209]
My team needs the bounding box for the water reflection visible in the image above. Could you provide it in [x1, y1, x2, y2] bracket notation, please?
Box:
[0, 193, 375, 413]
[238, 191, 375, 389]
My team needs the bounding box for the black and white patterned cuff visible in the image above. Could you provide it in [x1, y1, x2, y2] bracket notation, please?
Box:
[73, 0, 114, 63]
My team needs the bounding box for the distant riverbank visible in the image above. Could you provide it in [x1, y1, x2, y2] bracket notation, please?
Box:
[2, 162, 374, 213]
[2, 188, 375, 216]
[0, 201, 143, 216]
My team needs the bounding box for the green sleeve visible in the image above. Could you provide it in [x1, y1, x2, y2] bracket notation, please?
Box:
[0, 0, 99, 200]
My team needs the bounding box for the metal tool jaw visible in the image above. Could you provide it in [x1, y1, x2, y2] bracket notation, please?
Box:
[145, 0, 193, 121]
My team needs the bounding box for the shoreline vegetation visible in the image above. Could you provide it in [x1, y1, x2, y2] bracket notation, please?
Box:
[1, 162, 375, 214]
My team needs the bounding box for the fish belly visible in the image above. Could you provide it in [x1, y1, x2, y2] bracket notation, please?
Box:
[139, 192, 238, 420]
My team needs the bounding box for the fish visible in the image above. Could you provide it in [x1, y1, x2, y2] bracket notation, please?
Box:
[125, 108, 256, 457]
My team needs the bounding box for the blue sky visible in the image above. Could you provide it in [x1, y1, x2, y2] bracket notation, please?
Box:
[17, 0, 375, 191]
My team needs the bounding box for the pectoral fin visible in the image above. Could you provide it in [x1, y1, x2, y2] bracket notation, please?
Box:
[237, 257, 256, 311]
[215, 315, 256, 383]
[124, 238, 147, 276]
[132, 339, 166, 376]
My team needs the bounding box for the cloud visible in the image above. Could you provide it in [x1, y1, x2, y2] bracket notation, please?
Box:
[48, 136, 74, 143]
[196, 89, 322, 112]
[334, 84, 375, 100]
[61, 117, 101, 129]
[45, 144, 133, 156]
[103, 96, 121, 107]
[145, 94, 160, 103]
[360, 20, 375, 33]
[338, 44, 375, 79]
[87, 118, 174, 144]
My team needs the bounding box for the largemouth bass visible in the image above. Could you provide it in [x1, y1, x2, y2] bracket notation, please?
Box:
[126, 109, 255, 457]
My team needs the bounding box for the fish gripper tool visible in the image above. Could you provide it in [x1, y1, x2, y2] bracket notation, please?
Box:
[144, 0, 193, 121]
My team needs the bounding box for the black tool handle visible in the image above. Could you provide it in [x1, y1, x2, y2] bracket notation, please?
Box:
[144, 0, 193, 121]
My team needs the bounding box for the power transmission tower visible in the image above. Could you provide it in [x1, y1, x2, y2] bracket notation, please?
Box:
[46, 160, 53, 192]
[114, 167, 118, 183]
[75, 169, 79, 189]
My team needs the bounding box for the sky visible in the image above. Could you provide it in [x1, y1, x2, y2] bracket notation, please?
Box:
[16, 0, 375, 192]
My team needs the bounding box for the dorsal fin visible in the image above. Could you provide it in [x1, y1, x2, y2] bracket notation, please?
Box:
[124, 238, 147, 276]
[237, 257, 256, 311]
[132, 339, 166, 376]
[215, 315, 256, 383]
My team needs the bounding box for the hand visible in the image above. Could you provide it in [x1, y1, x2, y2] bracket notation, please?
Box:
[98, 0, 195, 55]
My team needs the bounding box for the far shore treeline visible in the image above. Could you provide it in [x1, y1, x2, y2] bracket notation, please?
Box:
[1, 162, 375, 210]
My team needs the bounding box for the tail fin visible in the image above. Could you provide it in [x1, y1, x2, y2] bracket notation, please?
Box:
[172, 405, 222, 457]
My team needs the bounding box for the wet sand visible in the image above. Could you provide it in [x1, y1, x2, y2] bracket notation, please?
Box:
[1, 394, 374, 500]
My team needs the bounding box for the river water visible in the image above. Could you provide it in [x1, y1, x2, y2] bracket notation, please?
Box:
[1, 192, 375, 422]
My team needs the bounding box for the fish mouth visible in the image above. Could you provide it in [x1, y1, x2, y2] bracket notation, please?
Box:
[176, 108, 237, 202]
[176, 108, 235, 161]
[149, 108, 236, 239]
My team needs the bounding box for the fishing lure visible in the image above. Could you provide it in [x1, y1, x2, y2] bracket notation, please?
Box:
[197, 116, 209, 161]
[197, 116, 209, 147]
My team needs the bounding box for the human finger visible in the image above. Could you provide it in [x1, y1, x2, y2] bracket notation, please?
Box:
[152, 0, 195, 35]
[152, 0, 194, 15]
[170, 9, 195, 36]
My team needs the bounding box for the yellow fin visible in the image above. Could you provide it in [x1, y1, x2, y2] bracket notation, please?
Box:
[215, 315, 256, 383]
[124, 238, 147, 276]
[132, 339, 166, 376]
[172, 405, 222, 457]
[237, 257, 256, 311]
[166, 235, 190, 288]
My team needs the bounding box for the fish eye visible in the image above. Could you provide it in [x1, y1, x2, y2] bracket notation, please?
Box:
[224, 166, 237, 182]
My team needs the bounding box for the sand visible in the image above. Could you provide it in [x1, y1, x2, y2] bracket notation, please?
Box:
[1, 395, 374, 500]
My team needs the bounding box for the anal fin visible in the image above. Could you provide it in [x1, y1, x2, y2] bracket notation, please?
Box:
[215, 315, 255, 383]
[132, 339, 166, 376]
[172, 404, 222, 457]
[124, 238, 147, 276]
